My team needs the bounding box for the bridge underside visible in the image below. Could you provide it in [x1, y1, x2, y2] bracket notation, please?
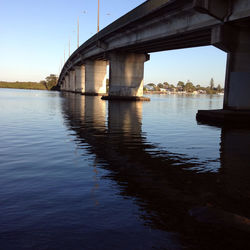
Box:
[59, 0, 250, 123]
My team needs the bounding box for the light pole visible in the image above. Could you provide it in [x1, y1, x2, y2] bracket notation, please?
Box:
[69, 38, 70, 57]
[77, 17, 79, 48]
[97, 0, 100, 33]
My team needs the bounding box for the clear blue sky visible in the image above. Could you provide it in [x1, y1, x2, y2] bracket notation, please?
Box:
[0, 0, 227, 87]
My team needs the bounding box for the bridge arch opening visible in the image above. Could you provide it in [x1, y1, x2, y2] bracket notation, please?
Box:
[144, 46, 227, 105]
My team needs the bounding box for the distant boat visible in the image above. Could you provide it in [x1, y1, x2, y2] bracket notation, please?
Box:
[218, 93, 224, 96]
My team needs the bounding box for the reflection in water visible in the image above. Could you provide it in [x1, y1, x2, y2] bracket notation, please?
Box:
[61, 93, 250, 249]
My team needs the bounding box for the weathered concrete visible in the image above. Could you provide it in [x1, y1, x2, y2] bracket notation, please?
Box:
[75, 66, 85, 93]
[105, 53, 149, 100]
[196, 109, 250, 126]
[65, 75, 70, 91]
[225, 29, 250, 110]
[212, 25, 250, 110]
[61, 79, 66, 91]
[85, 60, 107, 95]
[69, 70, 76, 92]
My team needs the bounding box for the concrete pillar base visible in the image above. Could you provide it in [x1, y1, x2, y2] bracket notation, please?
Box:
[85, 60, 107, 95]
[83, 92, 106, 96]
[69, 70, 76, 92]
[196, 109, 250, 127]
[212, 25, 250, 110]
[108, 52, 149, 100]
[101, 95, 150, 101]
[75, 66, 85, 93]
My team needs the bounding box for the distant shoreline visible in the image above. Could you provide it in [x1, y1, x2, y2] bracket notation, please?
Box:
[144, 91, 224, 95]
[0, 81, 57, 91]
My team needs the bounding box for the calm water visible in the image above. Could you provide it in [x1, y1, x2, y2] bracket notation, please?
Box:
[0, 88, 249, 250]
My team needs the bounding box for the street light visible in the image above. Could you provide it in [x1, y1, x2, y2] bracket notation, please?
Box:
[97, 0, 100, 33]
[77, 17, 79, 48]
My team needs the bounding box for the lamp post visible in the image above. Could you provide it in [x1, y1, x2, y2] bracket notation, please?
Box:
[97, 0, 100, 33]
[77, 17, 79, 48]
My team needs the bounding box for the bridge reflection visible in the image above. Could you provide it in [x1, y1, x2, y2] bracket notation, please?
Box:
[61, 93, 250, 249]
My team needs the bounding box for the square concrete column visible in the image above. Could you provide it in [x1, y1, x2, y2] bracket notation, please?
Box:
[103, 52, 150, 101]
[61, 79, 66, 91]
[85, 60, 107, 95]
[212, 26, 250, 110]
[65, 75, 70, 91]
[75, 65, 85, 94]
[69, 70, 76, 92]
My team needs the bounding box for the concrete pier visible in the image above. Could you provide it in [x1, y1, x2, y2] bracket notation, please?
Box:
[65, 75, 70, 92]
[69, 70, 76, 92]
[102, 52, 150, 101]
[197, 25, 250, 125]
[61, 79, 66, 91]
[223, 28, 250, 110]
[75, 66, 85, 94]
[85, 60, 107, 95]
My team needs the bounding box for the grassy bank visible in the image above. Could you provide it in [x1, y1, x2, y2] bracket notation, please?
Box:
[0, 81, 47, 90]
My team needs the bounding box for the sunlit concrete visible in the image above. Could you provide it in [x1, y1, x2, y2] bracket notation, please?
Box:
[69, 70, 76, 92]
[75, 66, 85, 94]
[107, 53, 148, 99]
[85, 60, 107, 95]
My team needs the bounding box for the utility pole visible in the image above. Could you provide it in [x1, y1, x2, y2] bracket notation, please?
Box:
[77, 17, 79, 48]
[69, 38, 70, 57]
[64, 49, 65, 64]
[97, 0, 100, 32]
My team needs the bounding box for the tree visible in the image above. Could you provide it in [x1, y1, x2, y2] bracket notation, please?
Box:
[157, 83, 164, 89]
[196, 84, 201, 90]
[44, 74, 58, 90]
[184, 81, 195, 92]
[210, 78, 215, 90]
[147, 83, 156, 87]
[217, 84, 222, 92]
[177, 81, 185, 89]
[163, 82, 169, 89]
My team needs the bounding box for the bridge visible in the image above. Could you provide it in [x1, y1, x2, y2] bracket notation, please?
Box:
[58, 0, 250, 121]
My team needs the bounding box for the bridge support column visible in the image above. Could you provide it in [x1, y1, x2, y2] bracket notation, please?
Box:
[197, 25, 250, 125]
[69, 70, 76, 92]
[102, 52, 150, 101]
[85, 60, 107, 95]
[223, 30, 250, 110]
[75, 66, 85, 94]
[61, 79, 66, 91]
[65, 75, 70, 91]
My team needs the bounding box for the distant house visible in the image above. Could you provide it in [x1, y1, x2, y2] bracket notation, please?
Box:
[159, 88, 167, 92]
[144, 85, 154, 91]
[198, 90, 206, 94]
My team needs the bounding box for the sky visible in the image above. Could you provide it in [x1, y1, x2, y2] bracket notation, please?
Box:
[0, 0, 227, 87]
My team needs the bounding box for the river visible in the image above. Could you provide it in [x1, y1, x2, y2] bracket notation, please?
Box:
[0, 88, 249, 249]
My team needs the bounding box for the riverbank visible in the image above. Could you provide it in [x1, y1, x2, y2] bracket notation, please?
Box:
[0, 81, 47, 90]
[144, 90, 224, 95]
[0, 80, 59, 91]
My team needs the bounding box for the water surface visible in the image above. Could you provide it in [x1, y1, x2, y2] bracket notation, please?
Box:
[0, 89, 249, 249]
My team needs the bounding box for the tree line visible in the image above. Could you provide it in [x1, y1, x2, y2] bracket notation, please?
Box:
[0, 74, 58, 91]
[144, 78, 223, 94]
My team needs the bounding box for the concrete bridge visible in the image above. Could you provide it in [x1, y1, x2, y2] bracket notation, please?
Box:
[58, 0, 250, 117]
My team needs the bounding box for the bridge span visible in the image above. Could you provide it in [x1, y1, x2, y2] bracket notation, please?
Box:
[58, 0, 250, 120]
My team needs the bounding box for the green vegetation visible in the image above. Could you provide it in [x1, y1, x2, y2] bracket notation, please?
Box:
[144, 78, 224, 94]
[0, 74, 58, 91]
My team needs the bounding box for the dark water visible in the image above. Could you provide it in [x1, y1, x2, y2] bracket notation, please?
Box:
[0, 88, 249, 250]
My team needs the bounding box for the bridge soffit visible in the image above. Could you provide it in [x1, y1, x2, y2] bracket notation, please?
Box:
[193, 0, 233, 21]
